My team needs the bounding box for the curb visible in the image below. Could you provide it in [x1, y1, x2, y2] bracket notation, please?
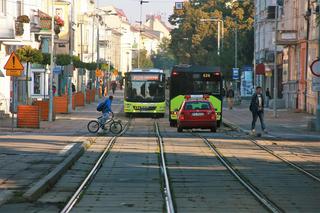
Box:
[223, 119, 247, 133]
[0, 190, 14, 206]
[23, 140, 90, 201]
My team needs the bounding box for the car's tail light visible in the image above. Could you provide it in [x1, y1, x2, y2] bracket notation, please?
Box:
[185, 95, 191, 100]
[203, 94, 210, 100]
[179, 113, 185, 120]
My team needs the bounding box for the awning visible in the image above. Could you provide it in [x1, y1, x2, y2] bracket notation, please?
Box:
[3, 41, 37, 46]
[256, 63, 265, 75]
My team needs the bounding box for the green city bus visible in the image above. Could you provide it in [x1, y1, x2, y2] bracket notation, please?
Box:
[169, 65, 223, 127]
[124, 69, 166, 117]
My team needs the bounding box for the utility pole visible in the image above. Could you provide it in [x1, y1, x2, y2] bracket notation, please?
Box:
[48, 0, 54, 122]
[68, 0, 74, 113]
[316, 0, 320, 131]
[305, 0, 311, 112]
[138, 0, 149, 68]
[273, 4, 278, 118]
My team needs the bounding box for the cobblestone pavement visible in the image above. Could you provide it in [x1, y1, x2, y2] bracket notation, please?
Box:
[223, 99, 320, 140]
[0, 90, 124, 207]
[71, 118, 163, 213]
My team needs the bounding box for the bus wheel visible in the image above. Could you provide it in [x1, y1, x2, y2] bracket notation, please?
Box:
[217, 120, 221, 127]
[170, 121, 176, 127]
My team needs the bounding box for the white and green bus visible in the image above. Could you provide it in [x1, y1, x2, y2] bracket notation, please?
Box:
[124, 69, 166, 117]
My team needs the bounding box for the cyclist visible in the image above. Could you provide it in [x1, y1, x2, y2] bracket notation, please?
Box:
[101, 95, 113, 123]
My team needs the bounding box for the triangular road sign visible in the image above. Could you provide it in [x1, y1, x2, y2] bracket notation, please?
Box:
[4, 52, 24, 71]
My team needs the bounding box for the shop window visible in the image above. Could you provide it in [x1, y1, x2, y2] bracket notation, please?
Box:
[0, 0, 6, 16]
[33, 72, 41, 94]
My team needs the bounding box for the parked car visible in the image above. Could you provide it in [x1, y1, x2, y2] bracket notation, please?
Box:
[177, 96, 217, 132]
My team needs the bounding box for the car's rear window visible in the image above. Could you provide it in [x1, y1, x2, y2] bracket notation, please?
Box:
[184, 102, 211, 110]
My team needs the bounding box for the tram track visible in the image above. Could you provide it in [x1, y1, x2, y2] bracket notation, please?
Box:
[194, 131, 320, 212]
[194, 133, 282, 213]
[60, 119, 131, 213]
[154, 120, 175, 213]
[247, 137, 320, 182]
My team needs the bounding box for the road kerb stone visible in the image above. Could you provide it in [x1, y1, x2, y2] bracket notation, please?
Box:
[23, 140, 90, 201]
[0, 190, 14, 206]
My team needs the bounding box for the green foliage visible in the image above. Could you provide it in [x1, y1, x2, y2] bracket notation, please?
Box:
[16, 46, 43, 64]
[40, 53, 51, 65]
[55, 54, 71, 66]
[132, 49, 154, 68]
[169, 0, 254, 71]
[151, 38, 177, 70]
[85, 62, 97, 71]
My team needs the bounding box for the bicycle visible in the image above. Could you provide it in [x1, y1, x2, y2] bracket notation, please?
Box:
[87, 112, 123, 134]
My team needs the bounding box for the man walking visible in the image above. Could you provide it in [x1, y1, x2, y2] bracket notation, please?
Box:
[265, 88, 271, 107]
[226, 87, 235, 109]
[250, 86, 267, 134]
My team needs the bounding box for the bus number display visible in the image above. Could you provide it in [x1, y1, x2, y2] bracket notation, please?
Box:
[131, 75, 159, 81]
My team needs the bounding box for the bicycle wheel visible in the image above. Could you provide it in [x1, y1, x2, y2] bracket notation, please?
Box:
[87, 120, 100, 133]
[109, 121, 123, 134]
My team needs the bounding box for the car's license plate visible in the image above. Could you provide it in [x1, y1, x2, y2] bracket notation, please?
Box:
[192, 112, 204, 116]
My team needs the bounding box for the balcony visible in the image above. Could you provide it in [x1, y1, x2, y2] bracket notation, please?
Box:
[276, 30, 298, 45]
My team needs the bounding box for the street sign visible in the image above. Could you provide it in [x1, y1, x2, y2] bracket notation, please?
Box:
[312, 77, 320, 92]
[95, 69, 103, 77]
[3, 52, 24, 77]
[6, 70, 23, 77]
[232, 68, 239, 80]
[175, 2, 184, 10]
[310, 59, 320, 77]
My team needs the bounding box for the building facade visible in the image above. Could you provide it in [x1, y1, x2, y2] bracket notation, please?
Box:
[278, 0, 318, 114]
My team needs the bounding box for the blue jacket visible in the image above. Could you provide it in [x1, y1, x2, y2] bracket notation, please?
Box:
[102, 98, 112, 113]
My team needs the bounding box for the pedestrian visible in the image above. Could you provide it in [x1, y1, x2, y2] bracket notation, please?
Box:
[250, 86, 267, 134]
[72, 83, 76, 93]
[111, 81, 117, 94]
[226, 87, 234, 109]
[119, 78, 123, 90]
[265, 88, 271, 107]
[52, 85, 56, 96]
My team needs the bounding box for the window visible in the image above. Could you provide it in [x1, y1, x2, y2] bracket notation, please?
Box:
[17, 1, 22, 17]
[0, 0, 6, 16]
[33, 73, 41, 95]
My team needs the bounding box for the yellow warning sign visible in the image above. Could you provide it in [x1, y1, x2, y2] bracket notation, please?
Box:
[6, 70, 23, 77]
[4, 52, 24, 71]
[95, 69, 103, 77]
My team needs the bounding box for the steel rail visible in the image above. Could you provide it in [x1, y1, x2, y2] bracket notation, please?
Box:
[249, 138, 320, 183]
[155, 121, 175, 213]
[197, 134, 282, 213]
[60, 120, 131, 213]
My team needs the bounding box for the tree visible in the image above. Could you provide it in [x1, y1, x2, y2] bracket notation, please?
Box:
[151, 38, 177, 71]
[132, 49, 154, 69]
[168, 0, 254, 77]
[16, 46, 43, 104]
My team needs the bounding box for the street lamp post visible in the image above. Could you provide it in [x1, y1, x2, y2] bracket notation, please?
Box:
[138, 0, 149, 68]
[316, 0, 320, 131]
[48, 0, 54, 122]
[200, 18, 224, 56]
[273, 4, 279, 118]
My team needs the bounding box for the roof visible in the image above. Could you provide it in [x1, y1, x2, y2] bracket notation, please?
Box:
[130, 69, 164, 73]
[173, 65, 221, 73]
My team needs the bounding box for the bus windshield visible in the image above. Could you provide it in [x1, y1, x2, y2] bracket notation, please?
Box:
[125, 78, 165, 102]
[171, 72, 221, 97]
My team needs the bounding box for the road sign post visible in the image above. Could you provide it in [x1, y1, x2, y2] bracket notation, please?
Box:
[4, 52, 24, 132]
[310, 58, 320, 131]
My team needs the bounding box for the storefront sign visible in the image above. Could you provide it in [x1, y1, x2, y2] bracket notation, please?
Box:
[310, 59, 320, 77]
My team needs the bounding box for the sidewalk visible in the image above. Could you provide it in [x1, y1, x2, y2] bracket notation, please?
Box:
[223, 100, 320, 140]
[0, 89, 124, 205]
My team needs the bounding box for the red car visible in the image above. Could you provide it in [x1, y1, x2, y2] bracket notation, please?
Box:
[177, 98, 217, 132]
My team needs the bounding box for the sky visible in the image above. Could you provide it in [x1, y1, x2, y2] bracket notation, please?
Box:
[99, 0, 176, 25]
